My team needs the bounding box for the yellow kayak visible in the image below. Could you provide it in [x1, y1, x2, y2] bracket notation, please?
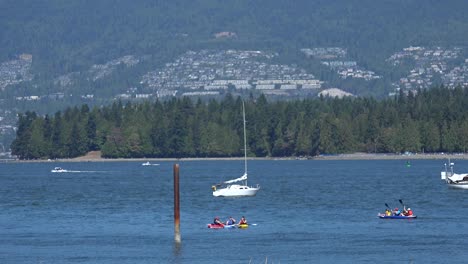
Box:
[237, 223, 249, 229]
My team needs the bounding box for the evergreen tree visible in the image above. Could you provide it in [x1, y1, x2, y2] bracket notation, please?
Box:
[11, 111, 37, 159]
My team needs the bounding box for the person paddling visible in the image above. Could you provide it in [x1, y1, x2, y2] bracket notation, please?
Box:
[226, 216, 236, 225]
[213, 216, 223, 225]
[403, 206, 413, 216]
[239, 216, 247, 225]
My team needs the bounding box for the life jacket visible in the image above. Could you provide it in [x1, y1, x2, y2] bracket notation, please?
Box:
[406, 210, 413, 216]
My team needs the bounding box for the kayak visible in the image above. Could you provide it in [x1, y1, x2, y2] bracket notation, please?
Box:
[378, 213, 417, 219]
[207, 223, 225, 229]
[207, 223, 248, 229]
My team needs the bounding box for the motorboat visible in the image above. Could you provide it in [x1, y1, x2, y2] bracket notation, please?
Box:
[212, 101, 260, 197]
[441, 159, 468, 189]
[51, 167, 67, 173]
[142, 161, 159, 166]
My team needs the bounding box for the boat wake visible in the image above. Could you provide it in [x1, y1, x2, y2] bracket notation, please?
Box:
[51, 169, 109, 173]
[62, 170, 103, 173]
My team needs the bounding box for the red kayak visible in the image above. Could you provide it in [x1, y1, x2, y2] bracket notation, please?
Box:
[207, 223, 225, 229]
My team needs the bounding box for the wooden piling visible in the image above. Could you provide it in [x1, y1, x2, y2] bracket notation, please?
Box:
[174, 163, 181, 243]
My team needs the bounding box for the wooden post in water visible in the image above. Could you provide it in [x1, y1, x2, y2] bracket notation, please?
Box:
[174, 164, 181, 243]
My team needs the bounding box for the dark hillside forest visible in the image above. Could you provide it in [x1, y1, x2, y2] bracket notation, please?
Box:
[11, 87, 468, 159]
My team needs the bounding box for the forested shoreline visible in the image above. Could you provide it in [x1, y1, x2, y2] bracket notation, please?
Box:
[10, 87, 468, 160]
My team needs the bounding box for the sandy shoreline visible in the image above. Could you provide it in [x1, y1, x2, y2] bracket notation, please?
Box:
[4, 151, 468, 163]
[311, 153, 468, 160]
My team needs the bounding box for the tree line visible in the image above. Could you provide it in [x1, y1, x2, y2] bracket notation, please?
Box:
[10, 87, 468, 160]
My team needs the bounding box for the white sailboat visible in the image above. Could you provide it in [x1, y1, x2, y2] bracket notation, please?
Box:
[212, 102, 260, 197]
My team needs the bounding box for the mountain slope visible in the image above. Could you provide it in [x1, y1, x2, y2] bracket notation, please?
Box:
[1, 0, 467, 75]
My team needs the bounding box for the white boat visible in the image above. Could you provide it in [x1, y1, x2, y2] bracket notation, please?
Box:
[212, 101, 260, 197]
[142, 161, 159, 166]
[441, 159, 468, 189]
[51, 167, 67, 173]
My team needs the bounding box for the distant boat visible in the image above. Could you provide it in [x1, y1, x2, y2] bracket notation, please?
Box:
[51, 167, 67, 173]
[142, 161, 159, 166]
[212, 101, 260, 197]
[441, 159, 468, 189]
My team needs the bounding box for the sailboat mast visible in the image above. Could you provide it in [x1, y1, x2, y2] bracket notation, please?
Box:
[243, 101, 247, 185]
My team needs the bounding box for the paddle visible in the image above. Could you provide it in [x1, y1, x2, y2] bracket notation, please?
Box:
[399, 199, 406, 210]
[399, 199, 408, 214]
[385, 203, 392, 210]
[383, 203, 393, 216]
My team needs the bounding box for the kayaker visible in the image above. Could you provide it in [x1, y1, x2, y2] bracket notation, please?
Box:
[404, 207, 413, 216]
[213, 216, 223, 225]
[392, 208, 401, 216]
[239, 216, 247, 225]
[226, 216, 236, 225]
[385, 209, 392, 216]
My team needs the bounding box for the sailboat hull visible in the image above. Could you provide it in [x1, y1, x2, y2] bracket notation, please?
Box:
[212, 184, 260, 197]
[447, 182, 468, 189]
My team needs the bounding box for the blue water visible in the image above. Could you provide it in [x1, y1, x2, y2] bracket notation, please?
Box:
[1, 159, 468, 263]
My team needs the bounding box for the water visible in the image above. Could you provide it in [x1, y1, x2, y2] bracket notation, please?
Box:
[1, 159, 468, 263]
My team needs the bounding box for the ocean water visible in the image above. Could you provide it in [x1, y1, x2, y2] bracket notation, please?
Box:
[1, 159, 468, 263]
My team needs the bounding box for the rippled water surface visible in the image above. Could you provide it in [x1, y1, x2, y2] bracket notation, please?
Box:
[1, 159, 468, 263]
